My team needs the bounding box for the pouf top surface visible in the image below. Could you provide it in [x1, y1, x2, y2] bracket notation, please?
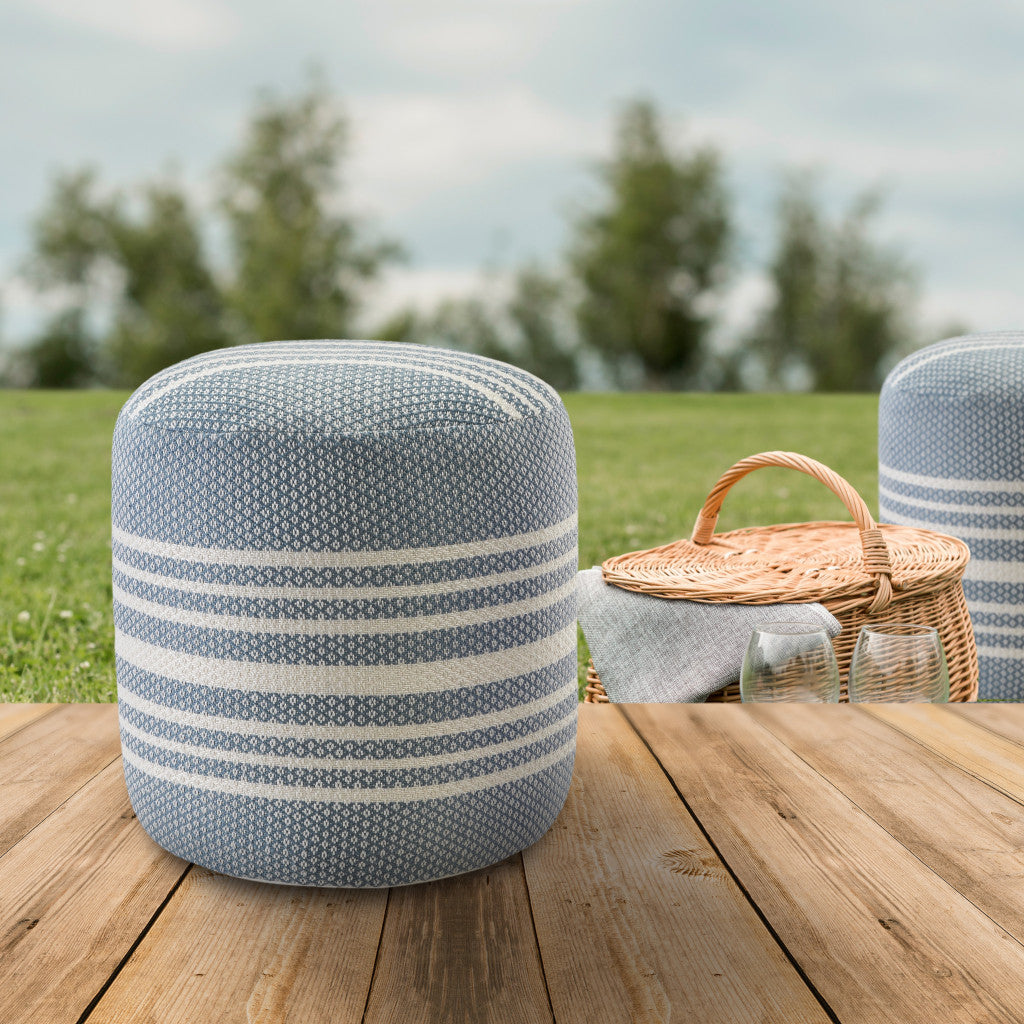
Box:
[885, 331, 1024, 399]
[118, 340, 561, 435]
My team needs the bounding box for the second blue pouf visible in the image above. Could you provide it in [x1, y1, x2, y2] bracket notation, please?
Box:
[112, 340, 578, 886]
[879, 331, 1024, 700]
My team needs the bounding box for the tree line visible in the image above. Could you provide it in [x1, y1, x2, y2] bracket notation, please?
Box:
[1, 80, 939, 392]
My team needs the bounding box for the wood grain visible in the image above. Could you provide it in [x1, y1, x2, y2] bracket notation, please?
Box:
[364, 855, 551, 1024]
[626, 703, 1024, 1024]
[0, 703, 122, 857]
[0, 703, 57, 741]
[948, 702, 1024, 756]
[0, 759, 188, 1024]
[750, 702, 1024, 942]
[864, 703, 1024, 804]
[523, 705, 831, 1024]
[86, 867, 387, 1024]
[14, 703, 1024, 1024]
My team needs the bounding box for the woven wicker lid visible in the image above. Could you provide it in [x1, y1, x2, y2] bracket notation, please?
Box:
[602, 452, 970, 611]
[603, 520, 969, 604]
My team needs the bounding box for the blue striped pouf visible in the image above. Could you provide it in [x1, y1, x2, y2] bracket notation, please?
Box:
[112, 340, 578, 886]
[879, 332, 1024, 700]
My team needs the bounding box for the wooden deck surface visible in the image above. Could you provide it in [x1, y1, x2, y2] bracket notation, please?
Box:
[4, 702, 1024, 1023]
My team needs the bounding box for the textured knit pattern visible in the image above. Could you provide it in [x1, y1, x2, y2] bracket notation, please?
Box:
[112, 340, 578, 886]
[879, 332, 1024, 700]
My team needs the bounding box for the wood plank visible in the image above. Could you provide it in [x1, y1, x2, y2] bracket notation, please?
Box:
[626, 703, 1024, 1024]
[364, 855, 552, 1024]
[0, 703, 58, 741]
[749, 702, 1024, 942]
[863, 703, 1024, 804]
[522, 705, 831, 1024]
[948, 702, 1024, 751]
[0, 704, 122, 856]
[85, 867, 387, 1024]
[0, 759, 188, 1024]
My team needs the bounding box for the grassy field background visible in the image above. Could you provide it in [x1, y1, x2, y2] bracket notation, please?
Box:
[1, 390, 879, 701]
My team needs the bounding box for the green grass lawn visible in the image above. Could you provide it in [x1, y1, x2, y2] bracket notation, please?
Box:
[1, 390, 879, 701]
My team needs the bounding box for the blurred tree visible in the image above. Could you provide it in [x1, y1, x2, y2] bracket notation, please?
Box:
[373, 306, 424, 346]
[103, 181, 229, 386]
[745, 171, 918, 391]
[14, 310, 95, 388]
[23, 168, 115, 298]
[220, 78, 400, 343]
[21, 168, 229, 386]
[569, 99, 732, 389]
[17, 78, 399, 387]
[503, 265, 580, 390]
[376, 264, 582, 391]
[416, 295, 504, 359]
[17, 168, 111, 386]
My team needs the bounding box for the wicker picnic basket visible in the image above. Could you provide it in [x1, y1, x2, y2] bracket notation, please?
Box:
[584, 451, 978, 703]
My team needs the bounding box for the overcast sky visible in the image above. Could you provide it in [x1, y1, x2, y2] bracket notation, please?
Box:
[2, 0, 1022, 346]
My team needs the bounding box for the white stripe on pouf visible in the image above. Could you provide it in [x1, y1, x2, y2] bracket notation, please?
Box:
[121, 732, 576, 804]
[117, 681, 571, 742]
[872, 511, 1024, 541]
[884, 342, 1024, 388]
[879, 483, 1024, 517]
[130, 340, 559, 414]
[120, 711, 574, 774]
[976, 645, 1024, 659]
[972, 623, 1024, 637]
[970, 600, 1024, 614]
[130, 357, 530, 419]
[955, 561, 1024, 583]
[880, 463, 1024, 494]
[112, 546, 577, 601]
[115, 623, 578, 696]
[112, 577, 575, 636]
[112, 513, 577, 568]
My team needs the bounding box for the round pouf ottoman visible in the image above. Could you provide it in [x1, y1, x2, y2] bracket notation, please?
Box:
[111, 340, 578, 886]
[880, 331, 1024, 700]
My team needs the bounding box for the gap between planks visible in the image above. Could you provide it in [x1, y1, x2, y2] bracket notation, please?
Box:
[0, 702, 60, 741]
[83, 867, 388, 1024]
[82, 704, 833, 1024]
[522, 704, 832, 1024]
[362, 854, 552, 1024]
[0, 704, 124, 859]
[624, 702, 1024, 1024]
[862, 702, 1024, 807]
[0, 757, 189, 1024]
[744, 703, 1024, 954]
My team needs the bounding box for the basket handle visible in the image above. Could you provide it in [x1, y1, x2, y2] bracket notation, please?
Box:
[690, 451, 893, 612]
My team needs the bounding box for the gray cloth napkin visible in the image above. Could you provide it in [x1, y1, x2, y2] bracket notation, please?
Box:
[577, 568, 842, 703]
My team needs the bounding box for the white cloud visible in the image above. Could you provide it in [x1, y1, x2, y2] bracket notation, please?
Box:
[363, 0, 587, 75]
[346, 89, 601, 215]
[685, 110, 1016, 192]
[22, 0, 239, 51]
[714, 270, 771, 345]
[0, 274, 61, 347]
[920, 285, 1024, 335]
[359, 265, 501, 331]
[382, 15, 532, 73]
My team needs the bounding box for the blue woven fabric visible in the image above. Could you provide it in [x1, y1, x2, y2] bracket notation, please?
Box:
[879, 332, 1024, 700]
[112, 340, 578, 886]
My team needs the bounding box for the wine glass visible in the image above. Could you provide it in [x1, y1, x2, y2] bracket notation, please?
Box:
[740, 622, 841, 703]
[848, 623, 950, 703]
